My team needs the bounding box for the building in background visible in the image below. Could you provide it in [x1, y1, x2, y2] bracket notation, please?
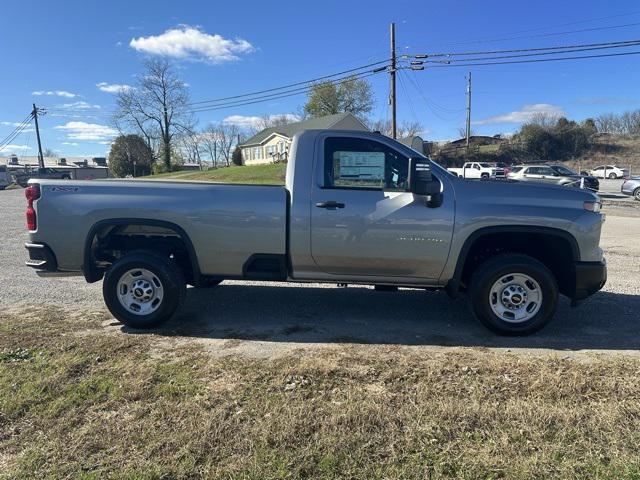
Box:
[0, 155, 110, 180]
[239, 113, 369, 165]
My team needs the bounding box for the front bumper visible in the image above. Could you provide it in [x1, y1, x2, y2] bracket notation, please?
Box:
[572, 259, 607, 304]
[25, 243, 58, 271]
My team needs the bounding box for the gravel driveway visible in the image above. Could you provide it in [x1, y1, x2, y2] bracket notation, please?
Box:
[1, 187, 639, 356]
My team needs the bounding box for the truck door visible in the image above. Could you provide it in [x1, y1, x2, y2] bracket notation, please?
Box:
[310, 135, 455, 281]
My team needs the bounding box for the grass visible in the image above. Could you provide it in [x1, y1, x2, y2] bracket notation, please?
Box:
[148, 163, 287, 184]
[1, 307, 640, 479]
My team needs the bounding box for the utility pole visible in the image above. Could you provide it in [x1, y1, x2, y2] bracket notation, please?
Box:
[32, 103, 45, 169]
[390, 22, 397, 139]
[465, 73, 472, 154]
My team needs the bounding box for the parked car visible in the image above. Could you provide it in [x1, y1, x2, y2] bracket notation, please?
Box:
[507, 164, 599, 191]
[448, 162, 506, 179]
[547, 164, 599, 191]
[589, 165, 628, 179]
[621, 177, 640, 200]
[0, 165, 10, 190]
[14, 167, 71, 187]
[24, 130, 606, 336]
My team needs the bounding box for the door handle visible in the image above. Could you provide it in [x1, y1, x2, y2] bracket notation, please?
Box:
[315, 201, 345, 209]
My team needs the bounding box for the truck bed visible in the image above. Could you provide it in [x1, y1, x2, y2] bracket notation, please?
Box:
[30, 179, 289, 277]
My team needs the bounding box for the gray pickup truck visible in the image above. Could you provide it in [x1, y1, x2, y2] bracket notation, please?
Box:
[24, 130, 606, 335]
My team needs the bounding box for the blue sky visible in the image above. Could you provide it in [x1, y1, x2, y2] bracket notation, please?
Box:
[1, 0, 639, 157]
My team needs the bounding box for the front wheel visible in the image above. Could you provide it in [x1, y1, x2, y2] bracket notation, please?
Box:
[608, 172, 617, 179]
[481, 173, 490, 179]
[469, 254, 558, 336]
[634, 188, 640, 201]
[103, 251, 186, 329]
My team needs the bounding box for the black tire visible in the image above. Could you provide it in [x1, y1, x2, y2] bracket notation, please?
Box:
[103, 251, 186, 329]
[608, 172, 617, 179]
[481, 173, 490, 179]
[469, 254, 558, 336]
[634, 188, 640, 201]
[61, 175, 71, 180]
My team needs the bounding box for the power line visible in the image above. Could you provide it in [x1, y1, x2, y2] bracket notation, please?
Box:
[428, 49, 640, 68]
[425, 18, 640, 48]
[409, 38, 640, 58]
[47, 69, 388, 116]
[188, 59, 390, 106]
[439, 41, 640, 64]
[0, 113, 34, 151]
[188, 71, 386, 113]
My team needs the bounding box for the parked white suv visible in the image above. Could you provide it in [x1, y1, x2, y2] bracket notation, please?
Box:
[589, 165, 627, 179]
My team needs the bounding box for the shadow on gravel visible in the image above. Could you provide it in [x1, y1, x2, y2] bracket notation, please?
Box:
[122, 284, 640, 351]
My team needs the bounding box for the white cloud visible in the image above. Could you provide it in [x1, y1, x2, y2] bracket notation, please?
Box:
[222, 114, 300, 130]
[0, 121, 34, 133]
[61, 142, 79, 146]
[54, 121, 118, 141]
[473, 104, 566, 125]
[0, 144, 31, 153]
[60, 101, 101, 110]
[32, 90, 77, 98]
[96, 82, 134, 93]
[130, 25, 254, 63]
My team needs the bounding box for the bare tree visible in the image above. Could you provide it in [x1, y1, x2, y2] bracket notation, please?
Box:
[528, 111, 559, 130]
[114, 59, 192, 171]
[456, 126, 477, 139]
[42, 148, 58, 158]
[369, 119, 424, 139]
[248, 114, 298, 136]
[201, 124, 220, 167]
[216, 122, 240, 166]
[179, 129, 204, 169]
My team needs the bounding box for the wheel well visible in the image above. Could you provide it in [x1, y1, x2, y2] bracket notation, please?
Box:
[458, 231, 576, 296]
[84, 221, 199, 284]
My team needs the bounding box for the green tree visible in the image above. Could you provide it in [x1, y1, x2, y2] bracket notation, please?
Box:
[516, 117, 594, 160]
[108, 134, 154, 177]
[304, 76, 373, 120]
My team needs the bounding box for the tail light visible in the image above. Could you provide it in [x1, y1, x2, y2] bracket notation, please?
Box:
[25, 184, 40, 231]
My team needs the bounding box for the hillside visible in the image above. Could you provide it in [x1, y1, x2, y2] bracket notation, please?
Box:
[566, 134, 640, 173]
[435, 134, 640, 175]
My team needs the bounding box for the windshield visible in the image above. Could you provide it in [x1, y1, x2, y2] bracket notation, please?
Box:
[551, 165, 576, 175]
[510, 166, 523, 173]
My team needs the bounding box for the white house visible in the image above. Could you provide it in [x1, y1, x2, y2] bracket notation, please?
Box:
[239, 112, 369, 165]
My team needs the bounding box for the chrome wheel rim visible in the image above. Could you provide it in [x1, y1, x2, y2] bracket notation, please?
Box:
[116, 268, 164, 316]
[489, 273, 542, 323]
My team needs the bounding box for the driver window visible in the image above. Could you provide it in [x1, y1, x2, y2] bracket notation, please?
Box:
[324, 137, 409, 191]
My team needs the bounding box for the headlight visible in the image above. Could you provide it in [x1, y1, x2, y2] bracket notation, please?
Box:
[583, 201, 602, 213]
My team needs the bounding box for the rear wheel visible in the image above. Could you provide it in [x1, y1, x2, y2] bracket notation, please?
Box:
[103, 251, 186, 329]
[634, 188, 640, 201]
[609, 172, 617, 179]
[469, 254, 558, 336]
